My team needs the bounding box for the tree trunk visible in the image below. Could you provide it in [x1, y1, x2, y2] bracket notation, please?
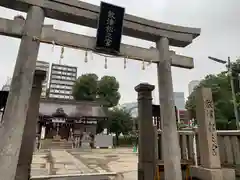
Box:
[116, 133, 119, 146]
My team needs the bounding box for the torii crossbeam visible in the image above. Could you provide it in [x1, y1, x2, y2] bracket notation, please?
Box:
[1, 0, 200, 47]
[0, 17, 194, 68]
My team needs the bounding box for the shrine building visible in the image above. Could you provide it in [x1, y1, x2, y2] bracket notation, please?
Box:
[37, 98, 107, 140]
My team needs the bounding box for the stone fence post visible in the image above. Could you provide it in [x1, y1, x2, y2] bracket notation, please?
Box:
[135, 83, 156, 180]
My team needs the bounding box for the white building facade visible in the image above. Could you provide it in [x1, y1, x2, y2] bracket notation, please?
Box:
[49, 63, 77, 100]
[36, 61, 50, 98]
[173, 92, 185, 110]
[188, 80, 200, 95]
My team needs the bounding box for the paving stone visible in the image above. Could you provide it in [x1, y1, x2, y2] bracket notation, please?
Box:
[65, 170, 82, 174]
[55, 170, 68, 175]
[89, 164, 98, 168]
[31, 163, 45, 169]
[31, 169, 49, 176]
[64, 164, 78, 170]
[54, 163, 65, 169]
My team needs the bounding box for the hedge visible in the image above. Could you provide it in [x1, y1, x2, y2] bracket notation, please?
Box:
[113, 135, 137, 147]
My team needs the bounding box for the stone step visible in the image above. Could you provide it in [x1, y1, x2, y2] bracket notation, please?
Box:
[40, 139, 73, 149]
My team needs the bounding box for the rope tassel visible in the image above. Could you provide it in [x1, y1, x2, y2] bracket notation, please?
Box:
[59, 46, 64, 64]
[52, 41, 55, 52]
[104, 57, 108, 69]
[124, 57, 127, 69]
[84, 51, 88, 63]
[142, 59, 145, 70]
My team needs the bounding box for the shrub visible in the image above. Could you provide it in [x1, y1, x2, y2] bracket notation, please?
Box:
[113, 135, 137, 147]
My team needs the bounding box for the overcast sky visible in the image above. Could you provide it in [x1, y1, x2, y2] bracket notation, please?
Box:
[0, 0, 239, 104]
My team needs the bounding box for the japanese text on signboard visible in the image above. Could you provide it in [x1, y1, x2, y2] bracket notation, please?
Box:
[105, 11, 115, 47]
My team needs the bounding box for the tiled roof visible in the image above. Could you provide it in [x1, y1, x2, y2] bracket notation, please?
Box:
[39, 98, 106, 117]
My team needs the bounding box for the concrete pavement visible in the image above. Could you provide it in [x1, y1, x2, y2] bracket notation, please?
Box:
[69, 148, 137, 180]
[31, 148, 137, 180]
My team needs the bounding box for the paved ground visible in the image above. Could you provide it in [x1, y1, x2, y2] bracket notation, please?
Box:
[31, 148, 137, 180]
[31, 148, 240, 180]
[31, 150, 50, 176]
[69, 148, 137, 180]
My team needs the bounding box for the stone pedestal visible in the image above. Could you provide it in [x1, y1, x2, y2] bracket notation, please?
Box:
[191, 87, 235, 180]
[0, 6, 45, 180]
[222, 168, 236, 180]
[191, 166, 223, 180]
[135, 83, 156, 180]
[15, 70, 46, 180]
[191, 166, 235, 180]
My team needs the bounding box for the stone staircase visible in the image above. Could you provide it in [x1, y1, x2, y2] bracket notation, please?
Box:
[40, 139, 72, 149]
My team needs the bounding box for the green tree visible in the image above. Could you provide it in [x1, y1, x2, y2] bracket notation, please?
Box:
[107, 107, 133, 145]
[98, 76, 121, 107]
[73, 74, 122, 133]
[72, 74, 121, 107]
[72, 73, 98, 101]
[185, 72, 238, 129]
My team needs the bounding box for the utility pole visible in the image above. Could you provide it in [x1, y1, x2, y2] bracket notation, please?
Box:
[228, 57, 240, 130]
[208, 56, 240, 129]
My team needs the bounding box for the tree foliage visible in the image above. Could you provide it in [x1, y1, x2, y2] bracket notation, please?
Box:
[72, 73, 98, 101]
[98, 76, 121, 107]
[96, 107, 133, 144]
[107, 107, 133, 135]
[185, 60, 240, 129]
[107, 107, 133, 145]
[72, 73, 120, 107]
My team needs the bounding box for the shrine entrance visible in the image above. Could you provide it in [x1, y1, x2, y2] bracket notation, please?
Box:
[0, 1, 200, 180]
[43, 122, 71, 140]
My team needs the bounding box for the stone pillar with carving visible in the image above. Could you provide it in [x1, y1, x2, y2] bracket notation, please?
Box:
[191, 87, 235, 180]
[135, 83, 156, 180]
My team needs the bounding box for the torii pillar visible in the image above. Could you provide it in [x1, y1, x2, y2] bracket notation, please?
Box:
[157, 37, 182, 180]
[0, 6, 45, 180]
[15, 69, 46, 180]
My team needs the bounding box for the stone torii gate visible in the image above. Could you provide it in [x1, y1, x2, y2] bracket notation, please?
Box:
[0, 1, 201, 180]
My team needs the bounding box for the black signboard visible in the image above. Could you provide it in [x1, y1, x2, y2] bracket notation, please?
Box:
[95, 2, 125, 55]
